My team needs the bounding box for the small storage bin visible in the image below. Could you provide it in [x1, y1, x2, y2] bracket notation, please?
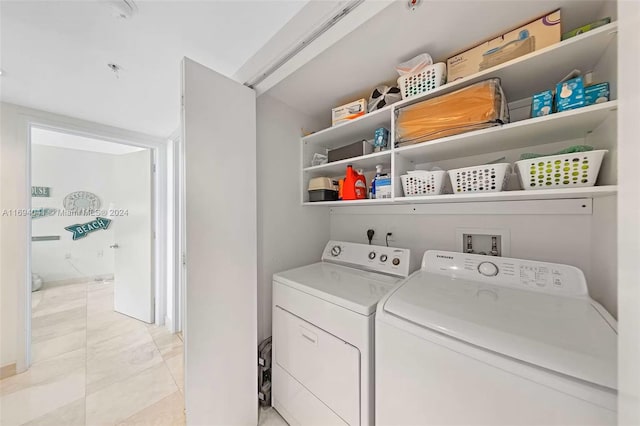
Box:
[397, 63, 447, 99]
[308, 189, 338, 202]
[401, 170, 447, 196]
[515, 150, 607, 190]
[308, 177, 339, 202]
[448, 163, 510, 194]
[328, 140, 373, 163]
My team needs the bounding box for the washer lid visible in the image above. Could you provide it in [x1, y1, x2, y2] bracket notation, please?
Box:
[382, 271, 617, 389]
[274, 262, 401, 315]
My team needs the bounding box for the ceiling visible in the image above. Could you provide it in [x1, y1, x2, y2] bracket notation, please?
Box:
[31, 127, 145, 155]
[0, 0, 307, 137]
[266, 0, 613, 126]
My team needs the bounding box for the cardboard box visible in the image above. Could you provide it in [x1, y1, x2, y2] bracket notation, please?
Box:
[447, 10, 561, 82]
[585, 82, 610, 105]
[331, 98, 367, 126]
[531, 90, 554, 117]
[555, 77, 585, 112]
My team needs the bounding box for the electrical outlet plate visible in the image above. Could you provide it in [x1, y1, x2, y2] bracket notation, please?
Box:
[455, 227, 510, 257]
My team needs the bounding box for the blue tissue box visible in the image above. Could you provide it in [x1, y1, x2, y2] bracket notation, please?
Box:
[555, 77, 585, 112]
[531, 90, 554, 117]
[585, 82, 610, 106]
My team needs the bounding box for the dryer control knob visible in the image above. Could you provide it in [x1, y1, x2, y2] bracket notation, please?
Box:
[368, 251, 376, 260]
[392, 258, 400, 266]
[380, 254, 388, 262]
[331, 245, 341, 257]
[478, 261, 499, 277]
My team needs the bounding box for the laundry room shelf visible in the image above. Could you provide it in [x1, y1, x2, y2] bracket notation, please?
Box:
[303, 151, 392, 176]
[300, 20, 618, 207]
[302, 198, 395, 206]
[393, 186, 618, 204]
[304, 186, 617, 207]
[392, 21, 618, 110]
[302, 106, 392, 150]
[394, 101, 618, 164]
[301, 21, 617, 142]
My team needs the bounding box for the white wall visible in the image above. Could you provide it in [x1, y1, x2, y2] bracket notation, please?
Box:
[31, 145, 116, 283]
[0, 102, 166, 372]
[256, 94, 329, 342]
[617, 0, 640, 422]
[330, 196, 618, 318]
[590, 195, 617, 318]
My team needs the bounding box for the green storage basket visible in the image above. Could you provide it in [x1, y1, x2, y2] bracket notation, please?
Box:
[515, 150, 607, 189]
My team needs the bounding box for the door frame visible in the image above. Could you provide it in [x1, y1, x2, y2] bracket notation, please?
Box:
[167, 130, 184, 334]
[21, 112, 170, 370]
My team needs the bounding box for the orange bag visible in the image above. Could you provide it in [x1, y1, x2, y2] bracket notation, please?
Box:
[395, 78, 508, 147]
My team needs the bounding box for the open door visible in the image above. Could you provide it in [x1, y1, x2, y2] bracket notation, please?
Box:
[182, 58, 257, 425]
[112, 149, 153, 323]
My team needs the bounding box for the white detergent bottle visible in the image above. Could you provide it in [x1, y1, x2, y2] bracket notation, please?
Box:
[371, 164, 384, 199]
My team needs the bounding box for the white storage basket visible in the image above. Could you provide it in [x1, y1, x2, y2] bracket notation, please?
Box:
[515, 150, 607, 190]
[397, 62, 447, 99]
[448, 163, 510, 194]
[401, 170, 447, 196]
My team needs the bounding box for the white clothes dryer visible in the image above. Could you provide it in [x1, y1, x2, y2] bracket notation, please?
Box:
[273, 241, 411, 426]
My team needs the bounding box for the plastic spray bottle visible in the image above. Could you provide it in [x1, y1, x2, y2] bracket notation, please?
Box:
[370, 164, 383, 199]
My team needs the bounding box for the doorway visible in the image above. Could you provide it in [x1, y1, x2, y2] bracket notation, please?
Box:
[30, 127, 154, 322]
[4, 125, 186, 425]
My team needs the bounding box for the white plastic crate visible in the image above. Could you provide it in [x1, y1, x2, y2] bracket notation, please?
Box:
[515, 150, 607, 190]
[448, 163, 510, 194]
[397, 63, 447, 99]
[401, 170, 447, 196]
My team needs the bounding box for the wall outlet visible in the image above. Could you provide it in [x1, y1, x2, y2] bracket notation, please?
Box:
[366, 227, 379, 243]
[384, 227, 397, 245]
[456, 228, 510, 257]
[64, 253, 72, 259]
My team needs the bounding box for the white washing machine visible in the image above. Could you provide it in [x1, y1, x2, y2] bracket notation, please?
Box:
[272, 240, 411, 426]
[376, 250, 617, 426]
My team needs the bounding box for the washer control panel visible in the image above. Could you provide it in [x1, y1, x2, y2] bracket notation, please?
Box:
[322, 240, 411, 278]
[422, 250, 588, 297]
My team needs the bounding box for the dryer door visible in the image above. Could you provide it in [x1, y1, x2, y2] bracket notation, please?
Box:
[274, 306, 360, 425]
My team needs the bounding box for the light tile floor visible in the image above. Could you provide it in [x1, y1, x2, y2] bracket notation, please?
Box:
[258, 407, 288, 426]
[0, 281, 185, 426]
[1, 280, 288, 426]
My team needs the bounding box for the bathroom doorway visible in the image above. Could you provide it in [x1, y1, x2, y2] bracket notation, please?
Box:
[30, 127, 155, 322]
[12, 125, 186, 425]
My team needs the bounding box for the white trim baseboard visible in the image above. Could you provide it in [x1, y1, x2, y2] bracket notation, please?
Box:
[40, 274, 114, 289]
[0, 363, 17, 379]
